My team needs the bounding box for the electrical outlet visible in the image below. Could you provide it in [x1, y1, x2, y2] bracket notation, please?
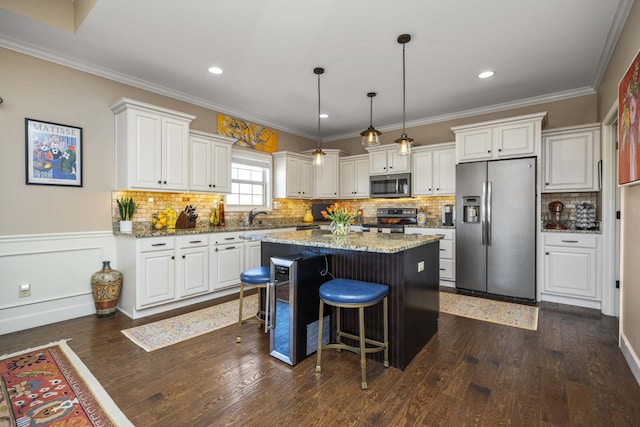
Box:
[19, 283, 31, 298]
[418, 261, 425, 272]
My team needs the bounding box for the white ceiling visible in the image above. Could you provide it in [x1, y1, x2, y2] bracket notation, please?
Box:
[0, 0, 633, 141]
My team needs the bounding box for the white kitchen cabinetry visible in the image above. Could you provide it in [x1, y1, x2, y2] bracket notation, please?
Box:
[542, 124, 601, 192]
[541, 232, 601, 309]
[176, 235, 210, 298]
[404, 227, 455, 285]
[303, 149, 346, 199]
[411, 143, 456, 196]
[366, 144, 410, 175]
[452, 112, 547, 163]
[340, 154, 370, 198]
[211, 232, 245, 290]
[111, 98, 195, 191]
[137, 237, 177, 307]
[273, 152, 313, 198]
[189, 130, 234, 193]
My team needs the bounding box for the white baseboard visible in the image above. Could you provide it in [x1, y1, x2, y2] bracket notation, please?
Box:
[539, 292, 601, 310]
[620, 331, 640, 386]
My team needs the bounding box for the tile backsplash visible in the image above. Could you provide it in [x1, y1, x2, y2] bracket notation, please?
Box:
[541, 191, 600, 228]
[111, 191, 455, 227]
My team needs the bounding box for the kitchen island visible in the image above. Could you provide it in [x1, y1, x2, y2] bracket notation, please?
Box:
[259, 230, 442, 370]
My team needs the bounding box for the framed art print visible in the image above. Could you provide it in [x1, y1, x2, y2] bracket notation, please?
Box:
[618, 48, 640, 186]
[25, 118, 83, 187]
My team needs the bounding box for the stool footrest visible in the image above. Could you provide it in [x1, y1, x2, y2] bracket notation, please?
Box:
[335, 332, 387, 354]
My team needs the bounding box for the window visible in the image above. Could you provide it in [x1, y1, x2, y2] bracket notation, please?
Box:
[226, 149, 272, 210]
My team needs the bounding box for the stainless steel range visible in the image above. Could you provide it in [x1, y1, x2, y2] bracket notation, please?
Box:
[362, 207, 417, 233]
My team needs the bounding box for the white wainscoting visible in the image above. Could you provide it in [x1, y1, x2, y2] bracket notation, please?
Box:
[0, 231, 116, 335]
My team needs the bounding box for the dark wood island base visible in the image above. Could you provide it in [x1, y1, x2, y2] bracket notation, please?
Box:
[260, 230, 441, 370]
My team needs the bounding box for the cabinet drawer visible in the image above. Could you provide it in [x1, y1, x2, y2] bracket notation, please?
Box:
[543, 233, 597, 248]
[439, 239, 453, 259]
[138, 237, 175, 252]
[211, 232, 242, 245]
[176, 235, 209, 248]
[439, 259, 454, 280]
[405, 227, 454, 240]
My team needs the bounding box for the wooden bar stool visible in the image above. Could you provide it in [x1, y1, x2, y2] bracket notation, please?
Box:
[315, 278, 389, 389]
[237, 266, 270, 343]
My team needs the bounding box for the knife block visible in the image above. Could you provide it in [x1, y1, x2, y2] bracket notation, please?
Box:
[175, 212, 196, 229]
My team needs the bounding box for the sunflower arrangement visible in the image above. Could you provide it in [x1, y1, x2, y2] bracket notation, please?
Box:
[321, 202, 355, 225]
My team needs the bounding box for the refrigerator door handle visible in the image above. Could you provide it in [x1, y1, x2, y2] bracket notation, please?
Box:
[487, 181, 492, 246]
[481, 181, 487, 245]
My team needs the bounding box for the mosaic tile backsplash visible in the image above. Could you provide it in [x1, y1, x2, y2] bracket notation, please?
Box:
[111, 191, 456, 228]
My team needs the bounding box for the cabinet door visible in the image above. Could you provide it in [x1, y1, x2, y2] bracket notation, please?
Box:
[131, 109, 163, 189]
[189, 136, 212, 192]
[544, 247, 597, 298]
[177, 246, 209, 297]
[211, 141, 232, 193]
[543, 130, 597, 191]
[412, 151, 434, 195]
[212, 243, 244, 290]
[339, 160, 356, 198]
[353, 157, 370, 198]
[285, 157, 302, 197]
[299, 158, 314, 198]
[162, 116, 190, 191]
[245, 240, 262, 270]
[494, 121, 535, 158]
[456, 129, 493, 162]
[369, 150, 389, 174]
[388, 149, 410, 173]
[433, 149, 456, 195]
[315, 153, 339, 198]
[138, 250, 175, 307]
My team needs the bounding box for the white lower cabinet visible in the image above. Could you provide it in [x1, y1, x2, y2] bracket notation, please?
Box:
[137, 238, 176, 307]
[211, 232, 245, 291]
[404, 227, 455, 285]
[541, 232, 601, 308]
[176, 235, 209, 298]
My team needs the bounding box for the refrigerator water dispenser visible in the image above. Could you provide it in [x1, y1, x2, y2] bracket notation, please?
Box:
[462, 196, 480, 223]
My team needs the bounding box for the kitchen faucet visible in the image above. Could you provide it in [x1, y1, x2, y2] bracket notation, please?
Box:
[248, 209, 268, 225]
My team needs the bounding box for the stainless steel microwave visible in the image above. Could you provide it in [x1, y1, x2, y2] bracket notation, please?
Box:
[369, 173, 411, 198]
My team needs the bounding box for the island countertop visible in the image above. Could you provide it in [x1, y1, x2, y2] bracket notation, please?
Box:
[258, 229, 442, 253]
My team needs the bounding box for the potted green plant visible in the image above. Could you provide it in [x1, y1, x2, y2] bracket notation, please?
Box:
[117, 197, 138, 233]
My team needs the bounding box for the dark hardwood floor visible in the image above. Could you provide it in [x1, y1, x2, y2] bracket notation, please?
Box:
[2, 292, 639, 426]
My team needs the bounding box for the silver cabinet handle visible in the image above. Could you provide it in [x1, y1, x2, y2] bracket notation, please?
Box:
[151, 243, 166, 247]
[189, 240, 202, 244]
[561, 240, 579, 243]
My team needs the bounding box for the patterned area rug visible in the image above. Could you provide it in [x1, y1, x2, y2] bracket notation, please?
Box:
[0, 340, 133, 426]
[440, 292, 539, 331]
[122, 294, 258, 352]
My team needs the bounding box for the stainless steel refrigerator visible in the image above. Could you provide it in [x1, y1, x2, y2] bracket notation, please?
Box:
[455, 157, 536, 300]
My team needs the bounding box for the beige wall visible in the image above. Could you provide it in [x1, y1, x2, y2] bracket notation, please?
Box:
[326, 94, 598, 154]
[597, 1, 640, 363]
[0, 48, 315, 235]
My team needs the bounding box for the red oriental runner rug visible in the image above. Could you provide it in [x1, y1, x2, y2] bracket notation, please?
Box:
[0, 340, 132, 426]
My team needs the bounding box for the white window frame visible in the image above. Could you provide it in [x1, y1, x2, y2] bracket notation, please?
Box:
[226, 147, 272, 212]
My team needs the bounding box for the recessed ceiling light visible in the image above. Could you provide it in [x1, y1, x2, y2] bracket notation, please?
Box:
[208, 66, 223, 75]
[478, 70, 495, 79]
[320, 113, 328, 119]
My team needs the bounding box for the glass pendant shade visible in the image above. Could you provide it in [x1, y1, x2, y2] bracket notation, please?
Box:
[312, 148, 325, 166]
[361, 92, 381, 147]
[395, 134, 413, 155]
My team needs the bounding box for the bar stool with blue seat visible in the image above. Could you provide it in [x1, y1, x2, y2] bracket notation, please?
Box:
[315, 278, 389, 389]
[237, 266, 270, 343]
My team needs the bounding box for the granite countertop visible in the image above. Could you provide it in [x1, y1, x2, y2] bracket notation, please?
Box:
[541, 227, 601, 234]
[260, 229, 442, 254]
[113, 222, 304, 238]
[404, 224, 455, 230]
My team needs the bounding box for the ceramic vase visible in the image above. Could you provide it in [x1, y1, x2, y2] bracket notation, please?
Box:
[303, 210, 314, 223]
[331, 222, 348, 236]
[90, 261, 123, 317]
[119, 220, 133, 233]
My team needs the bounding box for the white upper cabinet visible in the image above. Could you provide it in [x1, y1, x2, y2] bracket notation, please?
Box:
[452, 112, 547, 163]
[303, 149, 346, 199]
[340, 154, 370, 199]
[273, 151, 313, 198]
[542, 124, 601, 192]
[411, 143, 456, 196]
[366, 144, 410, 175]
[189, 130, 234, 193]
[111, 98, 195, 191]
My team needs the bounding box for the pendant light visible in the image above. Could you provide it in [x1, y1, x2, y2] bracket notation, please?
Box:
[395, 33, 413, 156]
[360, 92, 382, 147]
[312, 67, 326, 166]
